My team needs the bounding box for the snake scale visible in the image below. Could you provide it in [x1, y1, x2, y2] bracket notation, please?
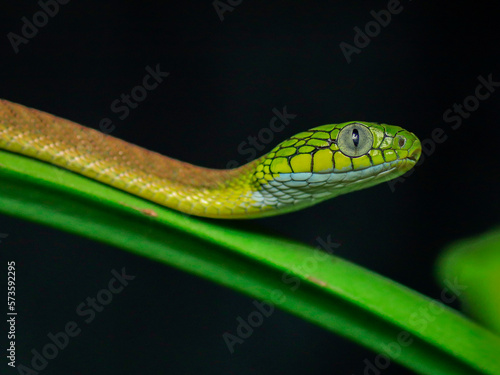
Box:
[0, 99, 421, 218]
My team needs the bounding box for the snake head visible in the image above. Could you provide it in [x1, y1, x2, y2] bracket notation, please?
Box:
[250, 121, 421, 216]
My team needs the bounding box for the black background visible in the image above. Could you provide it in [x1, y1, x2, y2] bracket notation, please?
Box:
[1, 1, 499, 374]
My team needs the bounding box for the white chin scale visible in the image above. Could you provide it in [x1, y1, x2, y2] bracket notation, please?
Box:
[249, 160, 402, 209]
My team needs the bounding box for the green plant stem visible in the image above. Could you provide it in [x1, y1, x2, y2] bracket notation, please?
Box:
[1, 149, 499, 375]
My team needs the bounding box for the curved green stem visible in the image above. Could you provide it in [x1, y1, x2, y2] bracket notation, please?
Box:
[1, 149, 499, 375]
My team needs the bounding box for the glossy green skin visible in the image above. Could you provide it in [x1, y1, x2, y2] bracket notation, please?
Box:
[246, 122, 421, 217]
[0, 100, 421, 218]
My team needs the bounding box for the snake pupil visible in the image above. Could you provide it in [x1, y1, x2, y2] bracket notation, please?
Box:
[352, 129, 360, 147]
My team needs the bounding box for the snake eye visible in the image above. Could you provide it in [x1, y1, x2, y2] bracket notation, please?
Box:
[352, 129, 360, 147]
[337, 123, 373, 157]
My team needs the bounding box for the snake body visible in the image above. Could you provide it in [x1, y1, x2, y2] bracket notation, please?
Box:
[0, 99, 421, 219]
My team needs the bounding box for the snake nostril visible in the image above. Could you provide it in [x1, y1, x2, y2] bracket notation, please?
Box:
[398, 136, 405, 148]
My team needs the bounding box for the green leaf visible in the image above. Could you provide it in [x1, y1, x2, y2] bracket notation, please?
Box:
[1, 148, 500, 375]
[436, 227, 500, 334]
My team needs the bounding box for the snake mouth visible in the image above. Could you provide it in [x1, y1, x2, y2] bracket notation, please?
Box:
[408, 153, 419, 162]
[407, 139, 422, 163]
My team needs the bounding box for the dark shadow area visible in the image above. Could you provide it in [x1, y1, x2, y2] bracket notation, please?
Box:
[1, 1, 499, 374]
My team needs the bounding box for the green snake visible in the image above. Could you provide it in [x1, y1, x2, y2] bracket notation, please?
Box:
[0, 99, 421, 219]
